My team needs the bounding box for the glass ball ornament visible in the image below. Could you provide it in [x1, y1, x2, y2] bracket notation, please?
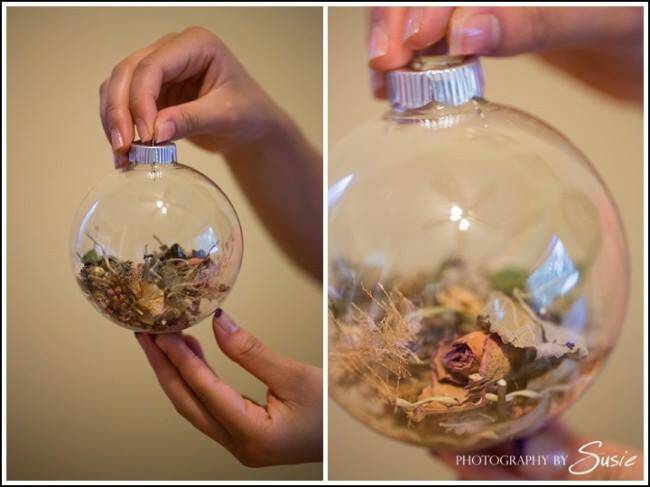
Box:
[70, 141, 243, 333]
[328, 56, 628, 450]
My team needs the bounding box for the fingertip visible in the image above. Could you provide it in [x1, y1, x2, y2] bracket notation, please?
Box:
[134, 331, 146, 348]
[368, 21, 390, 64]
[129, 98, 157, 144]
[402, 7, 425, 46]
[369, 51, 412, 72]
[448, 9, 501, 56]
[113, 152, 129, 169]
[212, 308, 238, 338]
[370, 70, 387, 99]
[135, 118, 153, 143]
[368, 8, 412, 72]
[154, 118, 176, 143]
[403, 7, 454, 50]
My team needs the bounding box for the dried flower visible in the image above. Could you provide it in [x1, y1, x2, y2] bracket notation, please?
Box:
[328, 257, 591, 449]
[434, 331, 514, 384]
[78, 237, 231, 331]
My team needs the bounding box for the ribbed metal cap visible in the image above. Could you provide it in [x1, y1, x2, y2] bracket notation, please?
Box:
[129, 141, 177, 165]
[387, 56, 484, 111]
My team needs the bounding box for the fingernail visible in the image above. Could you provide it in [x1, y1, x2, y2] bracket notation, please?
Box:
[403, 8, 424, 42]
[369, 21, 389, 60]
[110, 128, 124, 151]
[214, 309, 237, 335]
[155, 120, 175, 143]
[135, 118, 151, 142]
[449, 14, 500, 55]
[113, 153, 128, 169]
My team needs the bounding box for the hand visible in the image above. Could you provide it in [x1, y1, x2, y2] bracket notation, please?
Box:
[135, 309, 323, 467]
[100, 26, 322, 280]
[434, 422, 643, 480]
[100, 26, 283, 164]
[368, 7, 643, 102]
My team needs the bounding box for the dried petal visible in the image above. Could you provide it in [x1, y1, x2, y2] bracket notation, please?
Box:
[431, 338, 457, 383]
[443, 332, 482, 378]
[407, 381, 469, 422]
[435, 331, 513, 383]
[478, 333, 513, 380]
[128, 277, 142, 298]
[136, 281, 165, 316]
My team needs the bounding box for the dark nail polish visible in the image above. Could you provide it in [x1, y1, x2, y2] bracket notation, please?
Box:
[214, 308, 223, 318]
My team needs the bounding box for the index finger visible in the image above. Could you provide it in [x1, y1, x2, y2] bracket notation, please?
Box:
[368, 7, 412, 71]
[129, 26, 222, 141]
[153, 333, 271, 438]
[100, 33, 178, 151]
[402, 7, 454, 50]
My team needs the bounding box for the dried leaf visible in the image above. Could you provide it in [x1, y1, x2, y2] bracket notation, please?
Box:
[537, 320, 588, 359]
[482, 291, 587, 360]
[81, 248, 102, 265]
[489, 267, 529, 295]
[482, 292, 543, 349]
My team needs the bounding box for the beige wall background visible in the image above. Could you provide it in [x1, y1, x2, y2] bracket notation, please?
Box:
[7, 7, 322, 481]
[328, 7, 644, 481]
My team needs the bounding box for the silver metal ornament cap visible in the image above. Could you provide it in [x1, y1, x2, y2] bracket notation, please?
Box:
[129, 141, 177, 165]
[387, 56, 484, 111]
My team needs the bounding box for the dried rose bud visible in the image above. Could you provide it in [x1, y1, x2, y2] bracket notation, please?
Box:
[436, 331, 513, 383]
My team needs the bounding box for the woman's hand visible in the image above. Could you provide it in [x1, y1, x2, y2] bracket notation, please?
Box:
[368, 7, 643, 102]
[135, 309, 323, 467]
[100, 26, 322, 280]
[100, 26, 283, 163]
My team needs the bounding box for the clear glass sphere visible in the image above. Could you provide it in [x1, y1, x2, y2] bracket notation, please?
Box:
[329, 99, 628, 450]
[70, 160, 243, 333]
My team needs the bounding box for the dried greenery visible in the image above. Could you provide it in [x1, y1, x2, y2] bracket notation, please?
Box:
[329, 257, 591, 445]
[77, 235, 229, 332]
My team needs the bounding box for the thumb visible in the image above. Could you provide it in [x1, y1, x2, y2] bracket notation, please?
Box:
[153, 96, 222, 143]
[447, 7, 642, 56]
[212, 308, 304, 398]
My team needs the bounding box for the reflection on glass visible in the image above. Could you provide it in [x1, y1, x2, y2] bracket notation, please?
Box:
[527, 234, 580, 310]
